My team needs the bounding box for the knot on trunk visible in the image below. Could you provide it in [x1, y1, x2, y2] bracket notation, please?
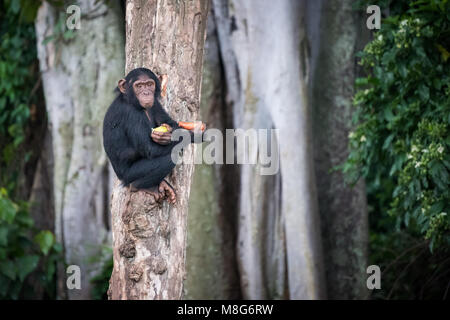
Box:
[152, 257, 167, 274]
[122, 190, 161, 224]
[129, 264, 144, 282]
[158, 220, 170, 238]
[125, 192, 165, 238]
[119, 238, 136, 259]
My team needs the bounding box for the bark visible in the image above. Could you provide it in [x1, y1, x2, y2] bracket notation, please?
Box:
[213, 0, 325, 299]
[35, 0, 125, 299]
[108, 0, 209, 300]
[184, 10, 240, 300]
[310, 0, 369, 299]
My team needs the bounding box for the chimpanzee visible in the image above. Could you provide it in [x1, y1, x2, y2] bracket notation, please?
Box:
[103, 68, 201, 204]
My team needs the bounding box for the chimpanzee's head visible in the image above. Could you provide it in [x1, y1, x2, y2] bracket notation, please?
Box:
[117, 68, 161, 109]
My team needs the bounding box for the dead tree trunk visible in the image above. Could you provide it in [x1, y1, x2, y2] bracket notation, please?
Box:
[108, 0, 209, 300]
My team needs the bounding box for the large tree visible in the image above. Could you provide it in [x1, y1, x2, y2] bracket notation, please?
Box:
[309, 0, 369, 299]
[108, 0, 209, 300]
[212, 0, 326, 299]
[184, 0, 370, 300]
[35, 0, 125, 299]
[184, 9, 241, 300]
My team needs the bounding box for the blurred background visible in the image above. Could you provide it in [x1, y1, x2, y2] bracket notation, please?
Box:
[0, 0, 449, 300]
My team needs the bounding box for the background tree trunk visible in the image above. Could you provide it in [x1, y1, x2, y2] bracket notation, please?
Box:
[35, 0, 125, 299]
[184, 10, 241, 300]
[108, 0, 209, 300]
[309, 0, 370, 299]
[213, 0, 326, 299]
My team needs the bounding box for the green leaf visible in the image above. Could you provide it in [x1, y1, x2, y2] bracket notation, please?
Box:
[34, 231, 54, 256]
[437, 44, 450, 62]
[16, 255, 39, 282]
[430, 201, 445, 215]
[0, 260, 16, 280]
[384, 108, 395, 122]
[0, 197, 17, 224]
[0, 226, 8, 246]
[418, 84, 430, 101]
[52, 242, 63, 253]
[383, 134, 395, 150]
[10, 0, 21, 14]
[355, 77, 369, 86]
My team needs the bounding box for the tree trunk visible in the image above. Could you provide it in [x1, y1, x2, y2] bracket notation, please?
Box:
[213, 0, 326, 299]
[309, 0, 369, 299]
[35, 0, 125, 299]
[29, 128, 54, 233]
[108, 0, 209, 300]
[184, 10, 241, 300]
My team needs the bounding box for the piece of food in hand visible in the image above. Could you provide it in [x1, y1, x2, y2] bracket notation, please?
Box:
[152, 125, 169, 133]
[178, 121, 206, 131]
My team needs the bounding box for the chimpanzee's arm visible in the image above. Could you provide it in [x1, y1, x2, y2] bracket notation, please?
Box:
[153, 104, 178, 128]
[153, 104, 204, 143]
[118, 147, 139, 166]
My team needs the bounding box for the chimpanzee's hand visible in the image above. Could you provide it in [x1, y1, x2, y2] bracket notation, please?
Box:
[151, 123, 173, 145]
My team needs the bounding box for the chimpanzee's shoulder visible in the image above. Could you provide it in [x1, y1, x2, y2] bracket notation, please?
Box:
[104, 99, 127, 129]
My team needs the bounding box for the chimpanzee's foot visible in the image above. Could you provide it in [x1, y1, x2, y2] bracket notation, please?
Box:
[129, 183, 164, 202]
[159, 179, 176, 204]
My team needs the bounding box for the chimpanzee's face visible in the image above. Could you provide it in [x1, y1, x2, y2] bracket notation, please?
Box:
[133, 75, 156, 108]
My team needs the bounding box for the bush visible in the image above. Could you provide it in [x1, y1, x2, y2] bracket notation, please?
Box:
[0, 0, 42, 193]
[0, 189, 61, 299]
[345, 0, 450, 299]
[346, 0, 450, 251]
[89, 246, 113, 300]
[0, 1, 62, 300]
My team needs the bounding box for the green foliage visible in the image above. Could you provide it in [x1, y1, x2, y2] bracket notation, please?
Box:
[0, 1, 63, 300]
[345, 0, 450, 251]
[0, 189, 62, 299]
[6, 0, 42, 23]
[0, 2, 73, 189]
[0, 1, 39, 192]
[89, 246, 113, 300]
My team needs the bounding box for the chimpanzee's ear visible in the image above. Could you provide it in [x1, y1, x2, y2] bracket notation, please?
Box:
[158, 74, 168, 98]
[118, 79, 127, 94]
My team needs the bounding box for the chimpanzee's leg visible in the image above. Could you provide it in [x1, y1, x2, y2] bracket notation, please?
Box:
[124, 153, 176, 189]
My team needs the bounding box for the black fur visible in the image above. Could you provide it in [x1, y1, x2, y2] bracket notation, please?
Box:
[103, 68, 195, 189]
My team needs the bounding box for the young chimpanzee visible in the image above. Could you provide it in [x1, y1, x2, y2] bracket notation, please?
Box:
[103, 68, 201, 204]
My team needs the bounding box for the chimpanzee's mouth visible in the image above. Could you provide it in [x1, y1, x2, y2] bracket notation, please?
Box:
[139, 95, 154, 107]
[142, 95, 152, 99]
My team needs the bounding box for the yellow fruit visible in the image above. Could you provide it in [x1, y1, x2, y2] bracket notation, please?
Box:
[153, 126, 168, 133]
